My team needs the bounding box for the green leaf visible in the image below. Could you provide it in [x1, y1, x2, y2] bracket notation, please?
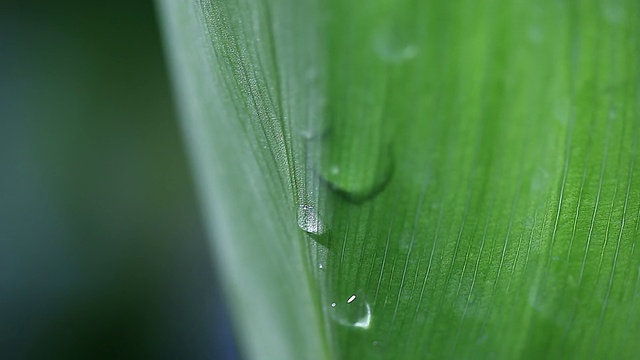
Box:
[157, 0, 640, 359]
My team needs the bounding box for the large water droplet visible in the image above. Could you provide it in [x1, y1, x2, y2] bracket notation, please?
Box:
[328, 293, 372, 329]
[319, 141, 394, 203]
[297, 204, 325, 235]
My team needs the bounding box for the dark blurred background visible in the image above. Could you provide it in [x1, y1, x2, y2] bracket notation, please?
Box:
[0, 1, 238, 358]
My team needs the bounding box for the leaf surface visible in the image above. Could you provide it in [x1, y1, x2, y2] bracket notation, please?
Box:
[158, 0, 640, 358]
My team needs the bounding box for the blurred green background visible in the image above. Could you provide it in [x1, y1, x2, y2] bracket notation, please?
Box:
[0, 1, 238, 358]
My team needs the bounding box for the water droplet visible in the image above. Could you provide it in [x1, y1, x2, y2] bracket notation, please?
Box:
[297, 204, 325, 235]
[372, 25, 418, 64]
[300, 117, 328, 140]
[300, 66, 327, 140]
[372, 340, 379, 346]
[374, 41, 417, 64]
[319, 141, 394, 203]
[318, 263, 324, 270]
[328, 293, 372, 329]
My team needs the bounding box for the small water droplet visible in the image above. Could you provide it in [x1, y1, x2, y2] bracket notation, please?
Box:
[372, 25, 418, 64]
[328, 293, 372, 329]
[372, 340, 379, 346]
[297, 204, 325, 235]
[375, 42, 417, 64]
[318, 263, 324, 270]
[300, 118, 328, 140]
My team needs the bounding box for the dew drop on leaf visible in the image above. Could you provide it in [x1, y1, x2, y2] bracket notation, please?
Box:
[297, 204, 325, 235]
[371, 14, 419, 64]
[319, 142, 394, 203]
[328, 293, 372, 329]
[373, 30, 418, 64]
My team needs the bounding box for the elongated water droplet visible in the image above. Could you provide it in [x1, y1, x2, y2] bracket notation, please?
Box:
[300, 107, 328, 139]
[297, 204, 325, 235]
[300, 66, 328, 140]
[319, 139, 394, 203]
[328, 293, 372, 329]
[319, 6, 398, 202]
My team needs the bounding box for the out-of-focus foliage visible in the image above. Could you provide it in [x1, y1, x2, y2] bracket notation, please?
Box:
[0, 1, 237, 358]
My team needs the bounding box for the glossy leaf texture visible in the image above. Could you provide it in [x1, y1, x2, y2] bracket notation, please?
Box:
[158, 0, 640, 359]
